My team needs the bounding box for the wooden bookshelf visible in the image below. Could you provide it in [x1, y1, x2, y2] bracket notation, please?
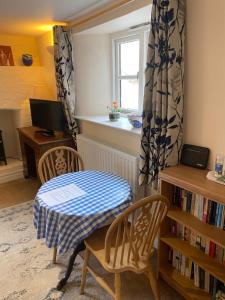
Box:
[160, 165, 225, 206]
[161, 237, 225, 283]
[159, 165, 225, 299]
[168, 208, 225, 248]
[159, 265, 211, 300]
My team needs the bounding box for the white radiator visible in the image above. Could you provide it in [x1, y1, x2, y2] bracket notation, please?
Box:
[77, 134, 143, 198]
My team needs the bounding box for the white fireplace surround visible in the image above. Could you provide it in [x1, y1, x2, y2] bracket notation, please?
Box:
[0, 98, 32, 159]
[0, 65, 54, 183]
[0, 106, 26, 183]
[0, 100, 31, 183]
[0, 67, 53, 159]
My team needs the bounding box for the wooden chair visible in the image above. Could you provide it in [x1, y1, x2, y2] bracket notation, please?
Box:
[80, 194, 169, 300]
[38, 146, 84, 263]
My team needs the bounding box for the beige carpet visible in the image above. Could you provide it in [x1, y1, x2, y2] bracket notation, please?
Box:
[0, 201, 182, 300]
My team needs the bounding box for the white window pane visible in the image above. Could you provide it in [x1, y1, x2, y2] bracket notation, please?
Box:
[120, 40, 139, 76]
[120, 79, 139, 110]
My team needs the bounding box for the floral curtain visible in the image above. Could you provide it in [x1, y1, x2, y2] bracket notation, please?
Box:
[139, 0, 185, 185]
[53, 26, 78, 139]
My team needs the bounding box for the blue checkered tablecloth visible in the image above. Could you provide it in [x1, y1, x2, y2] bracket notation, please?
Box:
[34, 170, 132, 254]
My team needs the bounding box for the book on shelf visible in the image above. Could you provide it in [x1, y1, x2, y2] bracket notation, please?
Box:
[160, 166, 225, 299]
[169, 187, 225, 299]
[171, 221, 225, 264]
[172, 187, 225, 229]
[169, 245, 225, 296]
[169, 217, 225, 296]
[213, 279, 225, 299]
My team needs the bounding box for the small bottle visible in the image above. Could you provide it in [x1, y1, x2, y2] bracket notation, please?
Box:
[215, 154, 224, 176]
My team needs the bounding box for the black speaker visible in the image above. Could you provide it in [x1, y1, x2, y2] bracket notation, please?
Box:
[180, 144, 210, 170]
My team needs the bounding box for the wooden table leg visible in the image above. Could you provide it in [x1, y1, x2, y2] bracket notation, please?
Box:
[18, 134, 28, 178]
[56, 241, 86, 290]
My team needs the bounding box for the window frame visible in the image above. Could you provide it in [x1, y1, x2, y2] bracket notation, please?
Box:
[111, 27, 149, 114]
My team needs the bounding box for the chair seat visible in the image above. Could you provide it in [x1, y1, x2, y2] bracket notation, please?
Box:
[85, 225, 154, 273]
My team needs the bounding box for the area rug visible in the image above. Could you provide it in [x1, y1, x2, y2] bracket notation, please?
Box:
[0, 201, 181, 300]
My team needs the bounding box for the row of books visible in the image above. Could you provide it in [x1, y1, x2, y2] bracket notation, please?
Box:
[173, 187, 225, 228]
[171, 221, 225, 265]
[169, 248, 225, 297]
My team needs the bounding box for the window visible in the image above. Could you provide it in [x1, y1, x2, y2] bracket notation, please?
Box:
[112, 28, 149, 113]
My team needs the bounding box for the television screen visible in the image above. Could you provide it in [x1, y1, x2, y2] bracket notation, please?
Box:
[30, 99, 66, 133]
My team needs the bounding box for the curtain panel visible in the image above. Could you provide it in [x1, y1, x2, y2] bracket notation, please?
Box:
[53, 26, 78, 139]
[139, 0, 185, 185]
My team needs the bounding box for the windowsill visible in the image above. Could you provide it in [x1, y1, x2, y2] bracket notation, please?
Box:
[76, 115, 141, 136]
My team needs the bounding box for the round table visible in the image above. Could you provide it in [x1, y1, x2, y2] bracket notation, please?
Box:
[34, 170, 132, 289]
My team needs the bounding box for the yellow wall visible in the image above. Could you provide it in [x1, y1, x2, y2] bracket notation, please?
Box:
[0, 31, 57, 158]
[0, 32, 56, 127]
[37, 31, 57, 99]
[0, 34, 40, 66]
[184, 0, 225, 169]
[0, 32, 56, 99]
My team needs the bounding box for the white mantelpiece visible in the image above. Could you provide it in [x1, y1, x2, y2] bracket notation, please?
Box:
[0, 108, 23, 159]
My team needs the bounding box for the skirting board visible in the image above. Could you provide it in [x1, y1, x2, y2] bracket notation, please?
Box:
[0, 163, 23, 184]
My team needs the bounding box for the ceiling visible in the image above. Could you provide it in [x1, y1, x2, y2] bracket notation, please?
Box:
[0, 0, 113, 36]
[78, 5, 151, 35]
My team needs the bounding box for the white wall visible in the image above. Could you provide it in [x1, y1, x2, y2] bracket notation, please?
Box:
[79, 120, 140, 156]
[184, 0, 225, 169]
[75, 1, 225, 172]
[73, 33, 112, 115]
[0, 111, 19, 158]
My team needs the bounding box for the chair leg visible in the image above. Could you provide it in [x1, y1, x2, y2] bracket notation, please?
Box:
[114, 273, 121, 300]
[80, 248, 90, 295]
[148, 265, 160, 300]
[53, 247, 57, 264]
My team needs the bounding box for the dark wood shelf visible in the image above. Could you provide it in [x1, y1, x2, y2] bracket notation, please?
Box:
[17, 126, 74, 179]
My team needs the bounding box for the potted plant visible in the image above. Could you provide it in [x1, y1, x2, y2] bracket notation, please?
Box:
[107, 101, 121, 122]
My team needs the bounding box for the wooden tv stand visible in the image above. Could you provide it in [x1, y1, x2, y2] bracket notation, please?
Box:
[18, 126, 74, 179]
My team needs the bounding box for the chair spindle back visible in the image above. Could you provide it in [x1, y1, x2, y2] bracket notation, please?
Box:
[105, 195, 169, 270]
[38, 146, 84, 184]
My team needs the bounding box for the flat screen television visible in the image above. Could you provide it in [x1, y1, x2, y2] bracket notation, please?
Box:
[30, 99, 66, 136]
